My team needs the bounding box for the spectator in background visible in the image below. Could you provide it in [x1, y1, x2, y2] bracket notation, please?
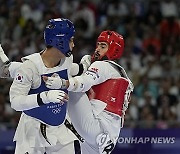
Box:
[145, 0, 162, 26]
[60, 0, 79, 18]
[71, 0, 95, 39]
[159, 0, 180, 50]
[138, 91, 158, 119]
[107, 0, 129, 17]
[139, 105, 156, 128]
[142, 27, 161, 58]
[157, 77, 178, 108]
[20, 0, 43, 24]
[156, 77, 179, 128]
[142, 56, 163, 81]
[160, 0, 178, 18]
[158, 106, 177, 128]
[160, 16, 180, 48]
[106, 0, 129, 34]
[0, 93, 11, 126]
[161, 59, 174, 78]
[134, 74, 159, 99]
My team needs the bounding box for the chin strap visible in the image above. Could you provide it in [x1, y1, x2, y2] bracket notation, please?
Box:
[65, 50, 72, 57]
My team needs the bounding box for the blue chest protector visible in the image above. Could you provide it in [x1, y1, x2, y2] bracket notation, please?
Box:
[24, 69, 68, 126]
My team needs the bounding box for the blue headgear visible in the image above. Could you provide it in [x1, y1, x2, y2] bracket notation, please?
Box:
[44, 18, 75, 57]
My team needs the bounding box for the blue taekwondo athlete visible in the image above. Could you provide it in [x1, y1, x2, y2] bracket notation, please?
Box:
[9, 18, 83, 154]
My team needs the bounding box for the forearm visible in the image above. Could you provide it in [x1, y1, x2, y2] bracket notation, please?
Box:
[10, 83, 68, 111]
[70, 63, 78, 76]
[67, 62, 110, 92]
[10, 94, 40, 111]
[67, 75, 93, 92]
[70, 63, 83, 76]
[70, 55, 91, 76]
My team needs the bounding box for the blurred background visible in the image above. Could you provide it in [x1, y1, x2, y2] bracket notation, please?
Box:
[0, 0, 179, 153]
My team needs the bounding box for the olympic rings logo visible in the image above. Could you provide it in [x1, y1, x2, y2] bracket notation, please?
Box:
[52, 107, 62, 114]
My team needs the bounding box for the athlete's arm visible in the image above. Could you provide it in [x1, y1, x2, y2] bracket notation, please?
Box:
[43, 61, 117, 92]
[10, 61, 68, 111]
[10, 61, 40, 111]
[0, 44, 22, 78]
[67, 61, 111, 92]
[70, 55, 91, 76]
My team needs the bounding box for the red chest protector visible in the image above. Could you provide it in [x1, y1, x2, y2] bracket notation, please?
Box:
[88, 78, 132, 117]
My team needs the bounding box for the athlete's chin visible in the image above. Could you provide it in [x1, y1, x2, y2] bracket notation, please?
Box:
[92, 54, 100, 62]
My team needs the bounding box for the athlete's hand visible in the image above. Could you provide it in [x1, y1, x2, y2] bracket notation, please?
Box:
[80, 55, 91, 72]
[43, 73, 67, 89]
[40, 90, 69, 104]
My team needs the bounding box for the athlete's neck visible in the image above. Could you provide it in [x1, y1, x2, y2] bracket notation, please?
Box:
[41, 48, 65, 68]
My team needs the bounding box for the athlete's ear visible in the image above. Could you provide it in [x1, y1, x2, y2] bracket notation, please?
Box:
[42, 76, 48, 82]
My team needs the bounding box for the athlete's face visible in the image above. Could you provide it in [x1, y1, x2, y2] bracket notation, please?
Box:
[92, 41, 109, 62]
[69, 37, 75, 51]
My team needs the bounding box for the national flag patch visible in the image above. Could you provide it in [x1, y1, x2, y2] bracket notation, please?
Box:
[16, 74, 24, 82]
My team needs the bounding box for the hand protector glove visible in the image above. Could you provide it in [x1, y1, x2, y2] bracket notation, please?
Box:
[80, 55, 91, 72]
[39, 90, 68, 105]
[43, 73, 67, 89]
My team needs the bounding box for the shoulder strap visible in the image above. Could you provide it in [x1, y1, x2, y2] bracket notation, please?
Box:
[104, 60, 134, 90]
[104, 60, 127, 79]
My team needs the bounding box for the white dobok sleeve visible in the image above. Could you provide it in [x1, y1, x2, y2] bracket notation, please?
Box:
[9, 60, 40, 111]
[69, 63, 80, 77]
[9, 62, 22, 78]
[68, 61, 119, 92]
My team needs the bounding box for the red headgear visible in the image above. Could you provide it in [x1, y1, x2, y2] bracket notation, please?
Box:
[96, 30, 124, 60]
